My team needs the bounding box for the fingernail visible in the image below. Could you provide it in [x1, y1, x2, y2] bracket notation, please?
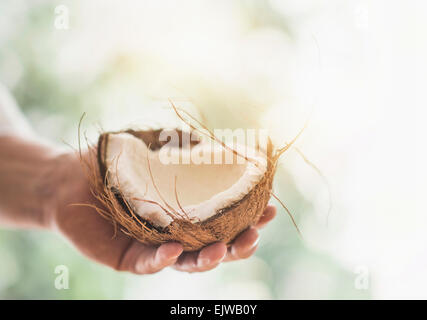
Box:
[170, 251, 182, 259]
[219, 249, 227, 262]
[251, 235, 260, 249]
[167, 255, 180, 263]
[135, 261, 145, 274]
[198, 258, 211, 266]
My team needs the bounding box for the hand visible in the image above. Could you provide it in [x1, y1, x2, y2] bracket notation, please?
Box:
[48, 151, 276, 274]
[172, 205, 276, 273]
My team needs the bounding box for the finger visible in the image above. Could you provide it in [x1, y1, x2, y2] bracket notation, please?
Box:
[224, 227, 259, 262]
[255, 205, 277, 229]
[173, 251, 198, 272]
[138, 242, 183, 274]
[196, 242, 227, 271]
[119, 241, 183, 274]
[173, 242, 227, 273]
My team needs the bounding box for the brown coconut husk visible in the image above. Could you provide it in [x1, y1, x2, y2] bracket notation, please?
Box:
[80, 108, 303, 252]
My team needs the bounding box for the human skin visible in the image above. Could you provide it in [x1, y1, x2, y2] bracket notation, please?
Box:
[0, 131, 276, 274]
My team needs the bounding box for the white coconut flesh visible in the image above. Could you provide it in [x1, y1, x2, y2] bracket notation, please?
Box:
[104, 132, 267, 228]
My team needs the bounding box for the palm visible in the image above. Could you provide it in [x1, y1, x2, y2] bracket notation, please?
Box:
[51, 152, 276, 274]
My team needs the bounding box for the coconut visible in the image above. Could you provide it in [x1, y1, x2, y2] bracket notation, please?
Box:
[83, 114, 301, 251]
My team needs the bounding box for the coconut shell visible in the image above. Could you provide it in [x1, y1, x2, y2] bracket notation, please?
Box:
[92, 129, 276, 251]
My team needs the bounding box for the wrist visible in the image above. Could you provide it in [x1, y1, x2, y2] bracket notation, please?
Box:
[0, 134, 64, 229]
[33, 152, 66, 229]
[40, 151, 93, 231]
[37, 152, 77, 229]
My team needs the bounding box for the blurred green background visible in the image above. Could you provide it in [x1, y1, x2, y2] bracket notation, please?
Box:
[0, 0, 375, 299]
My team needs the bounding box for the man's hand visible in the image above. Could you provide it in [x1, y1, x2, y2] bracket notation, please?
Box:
[0, 88, 278, 274]
[47, 151, 276, 274]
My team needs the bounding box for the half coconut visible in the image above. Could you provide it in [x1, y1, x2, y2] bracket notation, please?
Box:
[92, 128, 277, 251]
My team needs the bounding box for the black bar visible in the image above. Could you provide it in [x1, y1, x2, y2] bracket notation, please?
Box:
[0, 299, 422, 317]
